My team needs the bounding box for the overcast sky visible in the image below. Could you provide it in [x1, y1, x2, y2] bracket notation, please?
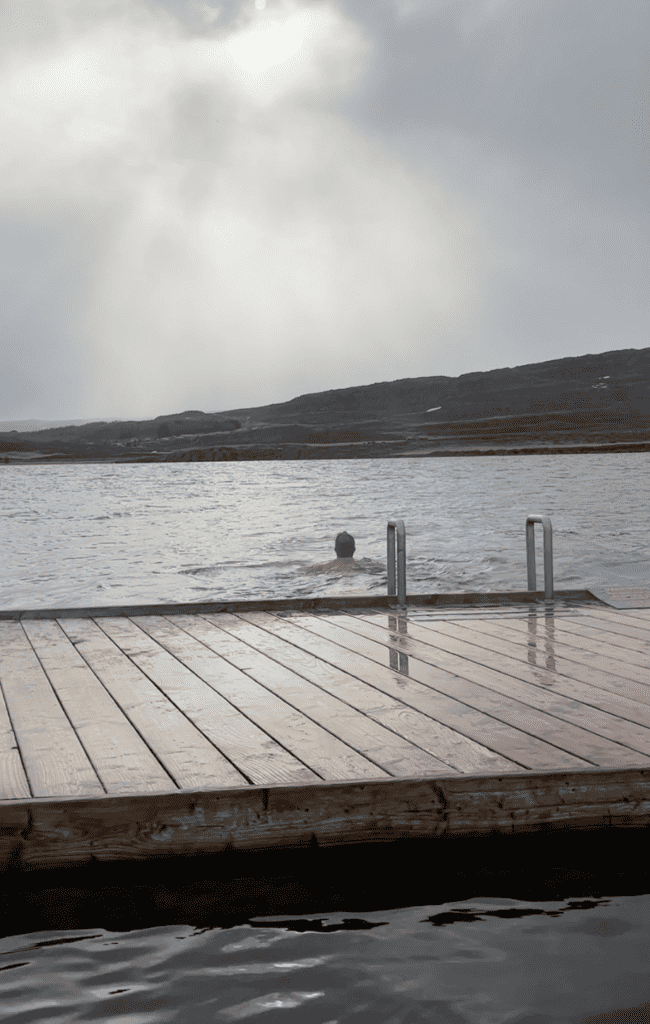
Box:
[2, 0, 649, 421]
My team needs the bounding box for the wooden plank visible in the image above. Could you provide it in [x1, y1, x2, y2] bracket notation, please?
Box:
[515, 613, 650, 667]
[232, 611, 522, 776]
[574, 608, 650, 638]
[57, 618, 252, 792]
[21, 620, 176, 795]
[0, 591, 594, 622]
[0, 679, 31, 801]
[202, 612, 463, 778]
[612, 609, 650, 624]
[555, 610, 650, 648]
[407, 608, 531, 621]
[289, 611, 650, 767]
[216, 611, 516, 776]
[469, 613, 650, 679]
[237, 613, 593, 772]
[407, 605, 577, 622]
[134, 614, 389, 783]
[408, 616, 650, 707]
[4, 766, 650, 869]
[0, 622, 104, 798]
[0, 800, 28, 870]
[94, 617, 309, 788]
[348, 611, 650, 730]
[554, 610, 650, 649]
[576, 606, 650, 626]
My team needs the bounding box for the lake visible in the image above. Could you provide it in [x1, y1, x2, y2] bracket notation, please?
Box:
[1, 453, 649, 608]
[4, 892, 650, 1024]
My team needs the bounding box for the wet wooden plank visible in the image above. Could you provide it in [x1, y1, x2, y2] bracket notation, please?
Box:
[5, 766, 650, 869]
[58, 618, 255, 792]
[22, 620, 175, 795]
[561, 612, 650, 648]
[203, 612, 461, 778]
[469, 614, 650, 681]
[219, 611, 515, 776]
[612, 609, 650, 625]
[0, 622, 104, 799]
[572, 609, 650, 643]
[406, 616, 650, 710]
[349, 611, 650, 732]
[95, 617, 308, 788]
[463, 613, 650, 678]
[0, 592, 595, 623]
[0, 799, 29, 870]
[593, 605, 650, 618]
[554, 611, 650, 650]
[137, 614, 389, 783]
[233, 611, 523, 776]
[406, 605, 577, 622]
[515, 613, 650, 668]
[0, 678, 31, 801]
[292, 611, 650, 767]
[252, 613, 594, 772]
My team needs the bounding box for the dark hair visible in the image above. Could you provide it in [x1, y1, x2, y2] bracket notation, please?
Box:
[335, 531, 355, 557]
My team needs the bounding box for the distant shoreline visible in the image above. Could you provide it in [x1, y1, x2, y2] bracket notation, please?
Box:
[3, 439, 650, 465]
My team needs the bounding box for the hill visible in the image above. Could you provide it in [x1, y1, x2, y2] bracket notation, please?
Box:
[220, 346, 650, 428]
[2, 346, 650, 462]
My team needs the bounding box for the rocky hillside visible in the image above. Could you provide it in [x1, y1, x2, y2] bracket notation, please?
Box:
[221, 346, 650, 429]
[2, 346, 650, 461]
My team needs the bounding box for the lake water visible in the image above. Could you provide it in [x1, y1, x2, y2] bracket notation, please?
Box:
[2, 453, 650, 1022]
[4, 883, 650, 1024]
[1, 453, 649, 609]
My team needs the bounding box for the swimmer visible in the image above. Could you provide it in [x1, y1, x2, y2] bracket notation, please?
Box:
[304, 531, 366, 574]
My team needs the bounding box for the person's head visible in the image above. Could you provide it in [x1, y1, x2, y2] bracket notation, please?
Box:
[334, 531, 355, 558]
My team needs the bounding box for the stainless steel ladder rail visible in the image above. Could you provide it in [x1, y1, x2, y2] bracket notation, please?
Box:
[387, 519, 406, 609]
[526, 514, 553, 601]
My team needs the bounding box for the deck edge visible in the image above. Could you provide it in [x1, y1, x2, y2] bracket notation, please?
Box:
[0, 589, 600, 620]
[2, 764, 650, 871]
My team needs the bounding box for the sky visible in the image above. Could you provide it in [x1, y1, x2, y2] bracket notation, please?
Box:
[1, 0, 649, 422]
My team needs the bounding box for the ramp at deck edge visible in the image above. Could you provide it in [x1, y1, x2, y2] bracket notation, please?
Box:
[2, 766, 650, 871]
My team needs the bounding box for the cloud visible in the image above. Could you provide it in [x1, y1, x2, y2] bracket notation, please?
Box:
[0, 0, 480, 418]
[1, 0, 648, 419]
[81, 103, 480, 416]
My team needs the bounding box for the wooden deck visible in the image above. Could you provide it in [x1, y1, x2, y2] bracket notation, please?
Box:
[3, 596, 650, 870]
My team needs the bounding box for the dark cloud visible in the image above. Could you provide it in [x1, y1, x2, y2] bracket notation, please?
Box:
[1, 0, 648, 420]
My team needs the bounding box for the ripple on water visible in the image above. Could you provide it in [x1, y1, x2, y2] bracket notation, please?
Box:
[2, 455, 650, 608]
[2, 895, 650, 1023]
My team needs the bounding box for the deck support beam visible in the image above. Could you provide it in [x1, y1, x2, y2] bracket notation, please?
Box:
[3, 767, 650, 871]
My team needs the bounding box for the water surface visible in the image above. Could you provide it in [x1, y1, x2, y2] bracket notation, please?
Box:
[4, 893, 650, 1024]
[2, 454, 648, 608]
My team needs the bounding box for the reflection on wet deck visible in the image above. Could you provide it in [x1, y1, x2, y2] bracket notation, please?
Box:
[3, 599, 650, 869]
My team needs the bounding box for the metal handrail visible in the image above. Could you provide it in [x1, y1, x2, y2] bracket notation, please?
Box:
[526, 515, 553, 601]
[387, 519, 406, 609]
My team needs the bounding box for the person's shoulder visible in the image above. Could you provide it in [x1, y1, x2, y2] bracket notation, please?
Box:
[304, 560, 336, 574]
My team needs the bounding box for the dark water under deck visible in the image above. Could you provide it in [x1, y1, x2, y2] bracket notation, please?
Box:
[2, 829, 650, 1023]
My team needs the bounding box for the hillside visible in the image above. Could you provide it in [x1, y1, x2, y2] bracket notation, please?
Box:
[220, 346, 650, 428]
[2, 346, 650, 462]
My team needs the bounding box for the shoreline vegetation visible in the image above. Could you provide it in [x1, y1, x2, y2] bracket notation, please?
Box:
[4, 345, 650, 464]
[4, 438, 650, 464]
